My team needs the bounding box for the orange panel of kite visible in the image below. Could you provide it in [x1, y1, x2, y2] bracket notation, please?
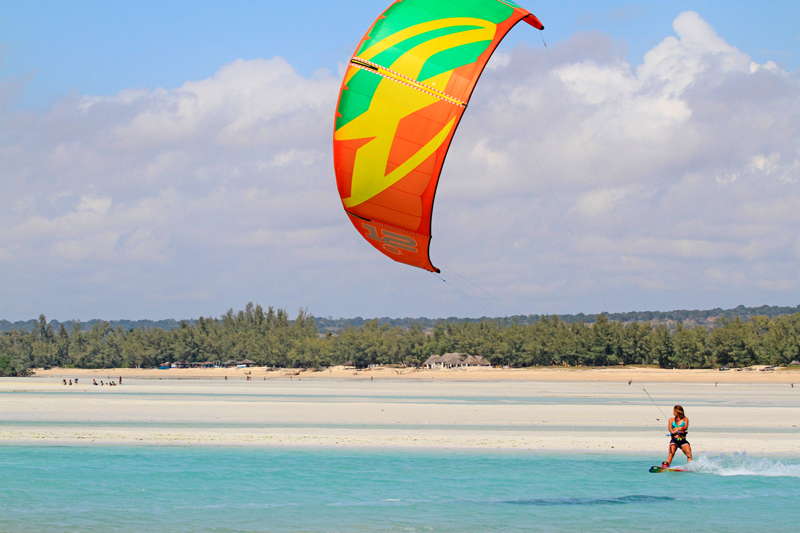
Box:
[333, 0, 543, 272]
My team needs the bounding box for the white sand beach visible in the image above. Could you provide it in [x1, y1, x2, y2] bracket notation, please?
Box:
[2, 367, 798, 453]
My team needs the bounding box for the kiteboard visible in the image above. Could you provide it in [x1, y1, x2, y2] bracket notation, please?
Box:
[649, 466, 689, 473]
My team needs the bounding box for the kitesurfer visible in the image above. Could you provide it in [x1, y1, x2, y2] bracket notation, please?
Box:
[662, 405, 692, 467]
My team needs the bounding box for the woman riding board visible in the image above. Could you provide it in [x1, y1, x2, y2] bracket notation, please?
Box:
[662, 405, 692, 467]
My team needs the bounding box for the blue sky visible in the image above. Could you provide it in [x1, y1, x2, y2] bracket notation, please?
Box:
[2, 1, 797, 110]
[1, 1, 799, 321]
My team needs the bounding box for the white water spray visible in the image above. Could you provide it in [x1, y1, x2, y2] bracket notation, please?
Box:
[687, 452, 800, 477]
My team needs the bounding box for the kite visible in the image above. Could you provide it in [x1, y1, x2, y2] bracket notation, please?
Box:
[333, 0, 543, 272]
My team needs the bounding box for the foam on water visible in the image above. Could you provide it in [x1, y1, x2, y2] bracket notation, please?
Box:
[687, 452, 800, 477]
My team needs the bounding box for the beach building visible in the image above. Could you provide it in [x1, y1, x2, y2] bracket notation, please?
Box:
[462, 355, 491, 367]
[238, 359, 256, 367]
[423, 355, 440, 369]
[439, 353, 464, 368]
[190, 361, 216, 368]
[423, 353, 490, 369]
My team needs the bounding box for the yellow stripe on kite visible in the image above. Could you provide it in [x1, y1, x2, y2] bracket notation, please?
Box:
[343, 116, 456, 208]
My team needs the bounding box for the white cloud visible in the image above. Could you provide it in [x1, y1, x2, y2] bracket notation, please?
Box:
[263, 148, 326, 168]
[51, 232, 119, 262]
[436, 10, 800, 313]
[572, 187, 628, 217]
[470, 138, 509, 169]
[77, 195, 112, 215]
[0, 12, 798, 320]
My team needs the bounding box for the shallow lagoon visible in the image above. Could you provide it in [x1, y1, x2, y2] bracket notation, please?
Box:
[1, 446, 799, 533]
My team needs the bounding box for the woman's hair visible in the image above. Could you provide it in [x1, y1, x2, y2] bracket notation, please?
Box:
[673, 405, 685, 419]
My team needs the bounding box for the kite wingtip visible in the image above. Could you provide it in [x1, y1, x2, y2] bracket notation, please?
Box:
[523, 14, 544, 31]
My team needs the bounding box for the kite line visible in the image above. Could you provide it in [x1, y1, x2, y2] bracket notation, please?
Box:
[539, 31, 649, 312]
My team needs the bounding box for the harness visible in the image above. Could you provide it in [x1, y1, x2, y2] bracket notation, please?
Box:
[671, 419, 688, 443]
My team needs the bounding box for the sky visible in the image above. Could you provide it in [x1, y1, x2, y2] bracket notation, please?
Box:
[1, 0, 799, 321]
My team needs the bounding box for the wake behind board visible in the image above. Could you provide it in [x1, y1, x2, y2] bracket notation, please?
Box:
[649, 466, 688, 473]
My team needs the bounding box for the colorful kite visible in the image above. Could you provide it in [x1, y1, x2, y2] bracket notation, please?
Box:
[333, 0, 543, 272]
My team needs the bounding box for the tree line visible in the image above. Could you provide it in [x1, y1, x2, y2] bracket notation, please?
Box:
[1, 303, 799, 376]
[5, 304, 799, 334]
[314, 304, 800, 333]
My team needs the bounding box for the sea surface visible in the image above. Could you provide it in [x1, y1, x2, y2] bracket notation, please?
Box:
[1, 446, 799, 533]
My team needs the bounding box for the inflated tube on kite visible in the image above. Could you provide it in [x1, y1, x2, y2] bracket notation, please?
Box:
[333, 0, 543, 272]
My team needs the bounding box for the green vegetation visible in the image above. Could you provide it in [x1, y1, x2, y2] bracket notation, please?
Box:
[2, 304, 800, 372]
[3, 304, 798, 335]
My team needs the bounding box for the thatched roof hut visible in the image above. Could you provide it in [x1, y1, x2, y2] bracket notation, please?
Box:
[423, 355, 441, 368]
[439, 353, 464, 368]
[463, 355, 490, 366]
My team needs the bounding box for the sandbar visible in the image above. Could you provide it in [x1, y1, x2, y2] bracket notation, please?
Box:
[2, 367, 798, 454]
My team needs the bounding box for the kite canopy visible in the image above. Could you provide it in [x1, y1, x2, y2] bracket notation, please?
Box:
[333, 0, 543, 272]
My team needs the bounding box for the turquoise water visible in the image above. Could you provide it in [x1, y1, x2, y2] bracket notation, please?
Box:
[1, 447, 799, 532]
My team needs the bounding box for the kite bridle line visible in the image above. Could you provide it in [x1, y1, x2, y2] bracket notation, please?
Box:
[486, 59, 609, 311]
[428, 28, 610, 319]
[432, 257, 522, 316]
[432, 272, 499, 317]
[538, 31, 650, 313]
[642, 385, 672, 435]
[541, 33, 680, 398]
[588, 377, 676, 437]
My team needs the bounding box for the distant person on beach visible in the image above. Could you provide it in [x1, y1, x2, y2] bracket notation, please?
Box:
[75, 378, 78, 384]
[69, 380, 72, 386]
[93, 379, 97, 386]
[119, 376, 122, 384]
[63, 379, 66, 385]
[662, 405, 692, 467]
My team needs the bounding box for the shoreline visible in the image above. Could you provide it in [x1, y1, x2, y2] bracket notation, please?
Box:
[2, 441, 798, 458]
[24, 365, 800, 383]
[1, 433, 797, 455]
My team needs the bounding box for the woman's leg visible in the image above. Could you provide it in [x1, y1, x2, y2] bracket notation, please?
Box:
[681, 443, 693, 461]
[666, 443, 677, 465]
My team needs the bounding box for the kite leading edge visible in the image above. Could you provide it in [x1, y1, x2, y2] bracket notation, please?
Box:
[333, 0, 544, 272]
